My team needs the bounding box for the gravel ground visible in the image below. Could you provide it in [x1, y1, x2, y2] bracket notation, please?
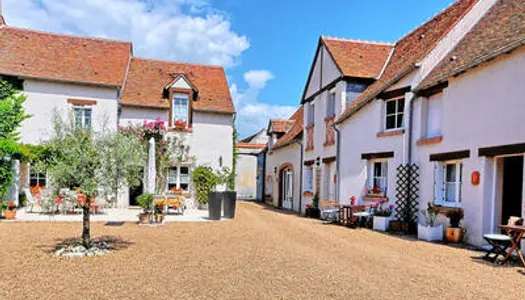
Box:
[1, 201, 524, 300]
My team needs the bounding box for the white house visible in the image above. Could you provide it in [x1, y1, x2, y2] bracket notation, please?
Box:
[235, 129, 268, 201]
[409, 0, 525, 245]
[0, 17, 235, 207]
[300, 36, 392, 211]
[265, 108, 303, 212]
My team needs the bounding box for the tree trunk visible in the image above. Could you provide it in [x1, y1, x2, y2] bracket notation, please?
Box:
[82, 201, 91, 247]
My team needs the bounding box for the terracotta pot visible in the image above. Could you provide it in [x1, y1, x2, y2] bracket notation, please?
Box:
[446, 227, 464, 243]
[139, 213, 151, 224]
[5, 210, 16, 220]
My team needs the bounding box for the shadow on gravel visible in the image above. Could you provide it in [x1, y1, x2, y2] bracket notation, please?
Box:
[38, 235, 134, 254]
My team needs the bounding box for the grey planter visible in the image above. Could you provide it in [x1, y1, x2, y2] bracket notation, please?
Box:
[222, 191, 237, 219]
[207, 192, 222, 221]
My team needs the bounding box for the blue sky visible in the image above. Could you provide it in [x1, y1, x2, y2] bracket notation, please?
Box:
[3, 0, 455, 138]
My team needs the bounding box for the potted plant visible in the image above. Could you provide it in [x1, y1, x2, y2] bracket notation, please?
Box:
[373, 202, 394, 231]
[366, 185, 383, 197]
[417, 202, 443, 241]
[137, 193, 153, 224]
[445, 208, 464, 243]
[154, 203, 165, 224]
[305, 193, 320, 218]
[4, 201, 17, 220]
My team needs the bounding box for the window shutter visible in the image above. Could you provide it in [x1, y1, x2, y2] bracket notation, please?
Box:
[434, 162, 444, 203]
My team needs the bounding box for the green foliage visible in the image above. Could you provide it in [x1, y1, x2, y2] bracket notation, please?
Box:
[422, 202, 440, 226]
[0, 78, 29, 198]
[191, 166, 222, 204]
[137, 193, 153, 213]
[228, 125, 239, 191]
[445, 208, 464, 228]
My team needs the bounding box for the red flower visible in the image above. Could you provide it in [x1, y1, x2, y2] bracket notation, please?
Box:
[8, 201, 15, 208]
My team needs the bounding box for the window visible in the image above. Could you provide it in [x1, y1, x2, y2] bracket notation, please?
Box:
[434, 161, 462, 206]
[307, 103, 315, 126]
[368, 161, 387, 194]
[30, 167, 46, 188]
[326, 90, 335, 117]
[168, 166, 190, 192]
[304, 166, 314, 193]
[425, 94, 443, 138]
[323, 164, 332, 200]
[346, 82, 367, 107]
[74, 106, 92, 130]
[385, 97, 405, 130]
[173, 93, 189, 124]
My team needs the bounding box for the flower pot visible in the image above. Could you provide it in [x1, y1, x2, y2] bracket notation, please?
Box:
[445, 227, 464, 243]
[208, 192, 222, 221]
[199, 202, 208, 210]
[222, 191, 237, 219]
[139, 213, 151, 224]
[5, 210, 16, 220]
[373, 216, 391, 231]
[417, 224, 443, 242]
[154, 214, 164, 224]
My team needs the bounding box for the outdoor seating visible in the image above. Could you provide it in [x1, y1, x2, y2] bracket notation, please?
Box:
[320, 200, 339, 221]
[483, 216, 523, 263]
[338, 205, 372, 227]
[23, 188, 43, 213]
[353, 205, 374, 228]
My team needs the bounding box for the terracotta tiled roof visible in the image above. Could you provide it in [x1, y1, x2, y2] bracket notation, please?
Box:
[0, 26, 131, 87]
[336, 0, 480, 124]
[272, 107, 304, 150]
[418, 0, 525, 91]
[322, 37, 393, 79]
[121, 57, 235, 114]
[269, 119, 294, 133]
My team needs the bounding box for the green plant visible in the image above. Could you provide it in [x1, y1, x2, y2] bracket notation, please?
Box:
[137, 193, 153, 213]
[421, 202, 440, 227]
[374, 202, 394, 217]
[192, 166, 219, 204]
[228, 125, 238, 191]
[445, 208, 464, 228]
[312, 192, 319, 209]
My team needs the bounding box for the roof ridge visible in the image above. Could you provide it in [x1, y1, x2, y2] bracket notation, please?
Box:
[322, 35, 394, 46]
[393, 0, 479, 46]
[3, 25, 132, 45]
[132, 56, 224, 69]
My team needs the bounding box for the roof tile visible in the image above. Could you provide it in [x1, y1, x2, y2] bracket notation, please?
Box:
[271, 107, 304, 150]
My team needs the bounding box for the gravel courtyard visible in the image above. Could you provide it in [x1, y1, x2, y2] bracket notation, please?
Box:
[1, 201, 524, 299]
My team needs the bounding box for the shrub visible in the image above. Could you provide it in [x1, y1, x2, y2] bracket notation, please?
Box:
[445, 208, 464, 228]
[137, 193, 153, 213]
[421, 202, 440, 226]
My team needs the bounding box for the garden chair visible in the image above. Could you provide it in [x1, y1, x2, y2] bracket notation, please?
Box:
[352, 205, 375, 228]
[320, 200, 339, 222]
[483, 216, 523, 262]
[24, 188, 43, 213]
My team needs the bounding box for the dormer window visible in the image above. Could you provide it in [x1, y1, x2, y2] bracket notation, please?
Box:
[173, 93, 189, 126]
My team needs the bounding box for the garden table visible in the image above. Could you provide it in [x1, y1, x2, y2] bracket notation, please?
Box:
[498, 224, 525, 267]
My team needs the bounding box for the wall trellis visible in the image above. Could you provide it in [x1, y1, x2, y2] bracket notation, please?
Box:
[395, 164, 419, 232]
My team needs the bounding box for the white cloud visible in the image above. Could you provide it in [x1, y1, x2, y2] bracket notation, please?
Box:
[3, 0, 249, 67]
[231, 70, 297, 138]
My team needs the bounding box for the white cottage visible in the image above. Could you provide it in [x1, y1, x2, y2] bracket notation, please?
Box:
[300, 36, 392, 212]
[265, 107, 303, 212]
[0, 17, 235, 207]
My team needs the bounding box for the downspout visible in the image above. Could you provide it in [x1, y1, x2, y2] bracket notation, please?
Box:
[292, 139, 304, 215]
[406, 92, 415, 165]
[333, 124, 341, 204]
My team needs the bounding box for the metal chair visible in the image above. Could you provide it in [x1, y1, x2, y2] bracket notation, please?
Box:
[483, 216, 523, 262]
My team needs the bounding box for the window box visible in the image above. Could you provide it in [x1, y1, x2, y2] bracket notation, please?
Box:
[303, 191, 313, 197]
[417, 136, 443, 146]
[363, 195, 387, 202]
[376, 129, 405, 138]
[417, 224, 443, 242]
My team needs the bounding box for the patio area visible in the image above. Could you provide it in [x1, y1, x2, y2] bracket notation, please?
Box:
[1, 201, 525, 299]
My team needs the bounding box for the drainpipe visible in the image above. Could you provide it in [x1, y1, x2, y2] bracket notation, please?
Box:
[332, 124, 341, 204]
[292, 139, 304, 214]
[406, 92, 416, 165]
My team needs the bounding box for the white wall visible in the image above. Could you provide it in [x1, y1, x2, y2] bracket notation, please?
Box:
[20, 79, 119, 144]
[120, 107, 168, 126]
[265, 143, 303, 212]
[338, 100, 405, 206]
[413, 47, 525, 245]
[304, 45, 342, 99]
[236, 153, 258, 200]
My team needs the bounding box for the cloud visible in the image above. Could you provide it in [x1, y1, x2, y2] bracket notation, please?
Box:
[231, 70, 297, 138]
[3, 0, 250, 67]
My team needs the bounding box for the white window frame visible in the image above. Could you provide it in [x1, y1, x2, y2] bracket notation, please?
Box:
[437, 161, 463, 207]
[326, 89, 336, 117]
[172, 93, 190, 124]
[29, 166, 47, 188]
[167, 165, 191, 192]
[384, 96, 405, 131]
[73, 105, 92, 130]
[368, 159, 388, 195]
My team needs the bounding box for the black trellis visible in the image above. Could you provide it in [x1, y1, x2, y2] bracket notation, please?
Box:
[395, 164, 419, 232]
